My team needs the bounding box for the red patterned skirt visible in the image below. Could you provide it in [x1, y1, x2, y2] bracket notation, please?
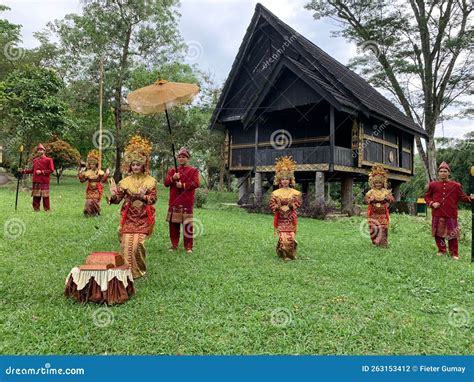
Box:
[431, 217, 459, 239]
[31, 183, 50, 197]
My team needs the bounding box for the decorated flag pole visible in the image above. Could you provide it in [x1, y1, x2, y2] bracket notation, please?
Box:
[99, 58, 104, 170]
[15, 144, 24, 211]
[471, 166, 474, 263]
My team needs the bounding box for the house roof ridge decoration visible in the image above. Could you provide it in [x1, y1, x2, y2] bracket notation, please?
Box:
[210, 2, 427, 138]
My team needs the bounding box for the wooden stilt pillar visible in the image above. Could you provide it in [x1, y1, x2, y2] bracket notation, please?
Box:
[341, 174, 354, 214]
[315, 171, 325, 201]
[238, 176, 250, 205]
[392, 180, 401, 201]
[254, 172, 262, 204]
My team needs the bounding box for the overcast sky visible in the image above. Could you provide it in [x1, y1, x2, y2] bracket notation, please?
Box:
[2, 0, 471, 138]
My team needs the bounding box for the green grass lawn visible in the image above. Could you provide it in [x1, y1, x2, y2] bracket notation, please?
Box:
[0, 176, 472, 355]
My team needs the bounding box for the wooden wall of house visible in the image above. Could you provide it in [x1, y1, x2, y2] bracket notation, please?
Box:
[362, 117, 414, 172]
[257, 104, 330, 145]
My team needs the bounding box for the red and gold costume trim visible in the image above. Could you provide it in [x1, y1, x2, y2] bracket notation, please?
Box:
[364, 165, 394, 247]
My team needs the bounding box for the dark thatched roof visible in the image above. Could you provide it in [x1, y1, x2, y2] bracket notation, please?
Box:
[210, 3, 427, 138]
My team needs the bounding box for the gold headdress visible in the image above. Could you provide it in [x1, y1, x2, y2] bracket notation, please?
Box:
[122, 135, 152, 174]
[86, 149, 100, 166]
[368, 165, 388, 188]
[274, 156, 296, 187]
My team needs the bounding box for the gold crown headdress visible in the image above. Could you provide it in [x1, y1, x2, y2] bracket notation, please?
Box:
[274, 156, 296, 186]
[86, 149, 100, 164]
[368, 165, 388, 188]
[122, 135, 152, 174]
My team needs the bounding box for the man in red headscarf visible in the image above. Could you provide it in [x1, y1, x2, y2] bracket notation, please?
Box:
[425, 162, 473, 260]
[164, 147, 200, 253]
[20, 143, 55, 211]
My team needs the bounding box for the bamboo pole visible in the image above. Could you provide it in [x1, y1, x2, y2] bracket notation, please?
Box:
[99, 58, 104, 169]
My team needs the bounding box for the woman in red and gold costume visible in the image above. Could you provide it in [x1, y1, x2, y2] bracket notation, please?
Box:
[77, 150, 110, 216]
[108, 135, 157, 279]
[269, 156, 302, 261]
[364, 165, 395, 247]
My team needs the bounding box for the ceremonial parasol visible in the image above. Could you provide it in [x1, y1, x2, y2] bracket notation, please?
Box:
[127, 79, 199, 170]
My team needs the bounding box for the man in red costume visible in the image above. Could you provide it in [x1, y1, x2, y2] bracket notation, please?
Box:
[164, 147, 200, 253]
[425, 161, 473, 260]
[20, 143, 55, 212]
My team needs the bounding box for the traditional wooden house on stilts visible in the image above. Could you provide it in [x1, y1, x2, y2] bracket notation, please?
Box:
[210, 3, 427, 212]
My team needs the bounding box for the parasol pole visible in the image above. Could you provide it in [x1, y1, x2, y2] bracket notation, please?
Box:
[99, 58, 104, 169]
[15, 144, 24, 211]
[165, 108, 178, 171]
[471, 166, 474, 263]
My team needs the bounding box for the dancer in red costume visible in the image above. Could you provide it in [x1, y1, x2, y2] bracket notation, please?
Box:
[19, 143, 55, 212]
[78, 149, 110, 216]
[108, 136, 157, 278]
[364, 165, 395, 247]
[425, 161, 473, 260]
[164, 147, 200, 253]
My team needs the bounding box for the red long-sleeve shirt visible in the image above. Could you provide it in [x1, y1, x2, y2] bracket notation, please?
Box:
[164, 165, 200, 209]
[424, 180, 471, 218]
[22, 155, 55, 184]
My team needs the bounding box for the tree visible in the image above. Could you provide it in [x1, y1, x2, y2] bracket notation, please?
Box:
[305, 0, 473, 181]
[43, 138, 81, 184]
[401, 132, 473, 199]
[0, 66, 74, 165]
[0, 5, 23, 80]
[124, 63, 226, 188]
[42, 0, 183, 181]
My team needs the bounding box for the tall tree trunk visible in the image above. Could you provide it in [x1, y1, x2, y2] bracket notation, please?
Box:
[113, 98, 122, 182]
[206, 160, 211, 190]
[425, 134, 437, 182]
[226, 168, 232, 191]
[113, 25, 132, 183]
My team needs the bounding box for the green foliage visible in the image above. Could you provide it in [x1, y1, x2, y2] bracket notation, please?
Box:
[435, 133, 474, 191]
[44, 138, 81, 169]
[194, 187, 208, 208]
[0, 178, 472, 354]
[305, 0, 473, 180]
[0, 66, 74, 165]
[401, 133, 473, 200]
[401, 155, 427, 200]
[0, 5, 22, 81]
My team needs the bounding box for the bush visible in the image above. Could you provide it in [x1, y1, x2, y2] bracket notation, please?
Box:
[299, 197, 337, 219]
[244, 192, 337, 219]
[195, 188, 208, 208]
